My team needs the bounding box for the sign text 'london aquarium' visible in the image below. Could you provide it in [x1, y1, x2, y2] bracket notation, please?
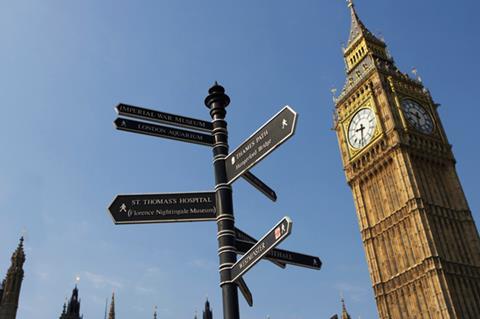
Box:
[114, 118, 214, 146]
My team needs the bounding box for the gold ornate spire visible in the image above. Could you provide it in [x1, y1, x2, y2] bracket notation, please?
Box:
[346, 0, 383, 49]
[345, 2, 386, 54]
[347, 0, 365, 46]
[335, 0, 394, 103]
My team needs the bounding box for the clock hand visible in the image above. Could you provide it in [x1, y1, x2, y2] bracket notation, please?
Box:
[356, 124, 366, 145]
[413, 111, 422, 123]
[355, 123, 366, 133]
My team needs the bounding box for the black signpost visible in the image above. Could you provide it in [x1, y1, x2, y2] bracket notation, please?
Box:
[109, 83, 321, 319]
[204, 84, 241, 319]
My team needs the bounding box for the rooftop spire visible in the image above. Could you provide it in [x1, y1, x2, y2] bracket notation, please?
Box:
[61, 285, 82, 319]
[341, 298, 352, 319]
[108, 292, 115, 319]
[11, 237, 25, 266]
[203, 298, 212, 319]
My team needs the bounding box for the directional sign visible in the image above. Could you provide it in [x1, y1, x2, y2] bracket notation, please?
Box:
[234, 227, 286, 269]
[116, 103, 213, 132]
[114, 118, 214, 146]
[230, 217, 292, 282]
[241, 171, 277, 202]
[234, 227, 259, 243]
[225, 106, 297, 184]
[236, 278, 253, 307]
[108, 192, 216, 224]
[235, 239, 322, 270]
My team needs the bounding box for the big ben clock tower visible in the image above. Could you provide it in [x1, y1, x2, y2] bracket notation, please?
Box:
[334, 1, 480, 318]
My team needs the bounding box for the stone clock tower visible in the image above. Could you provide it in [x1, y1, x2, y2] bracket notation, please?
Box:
[334, 1, 480, 318]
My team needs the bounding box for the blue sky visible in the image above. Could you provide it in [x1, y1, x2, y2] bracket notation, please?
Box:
[0, 0, 479, 318]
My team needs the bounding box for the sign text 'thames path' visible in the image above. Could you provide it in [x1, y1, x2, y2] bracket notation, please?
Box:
[225, 106, 297, 184]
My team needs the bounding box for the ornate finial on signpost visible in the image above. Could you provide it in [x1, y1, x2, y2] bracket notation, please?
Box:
[205, 82, 230, 115]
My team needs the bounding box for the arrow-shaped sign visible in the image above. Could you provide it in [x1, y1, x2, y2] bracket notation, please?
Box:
[108, 192, 216, 224]
[116, 103, 213, 132]
[230, 217, 292, 282]
[241, 171, 277, 202]
[225, 106, 297, 184]
[234, 227, 285, 269]
[236, 277, 253, 307]
[114, 118, 214, 146]
[235, 239, 322, 270]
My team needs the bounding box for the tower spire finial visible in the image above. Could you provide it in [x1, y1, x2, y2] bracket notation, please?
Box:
[344, 0, 382, 49]
[346, 0, 365, 47]
[8, 236, 26, 269]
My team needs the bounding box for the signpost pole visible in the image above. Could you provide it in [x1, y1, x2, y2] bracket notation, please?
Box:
[205, 82, 240, 319]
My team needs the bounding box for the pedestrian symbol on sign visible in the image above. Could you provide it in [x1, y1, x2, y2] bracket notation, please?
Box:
[275, 226, 281, 240]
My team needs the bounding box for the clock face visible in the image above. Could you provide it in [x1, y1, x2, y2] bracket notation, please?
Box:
[348, 108, 376, 149]
[401, 99, 434, 134]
